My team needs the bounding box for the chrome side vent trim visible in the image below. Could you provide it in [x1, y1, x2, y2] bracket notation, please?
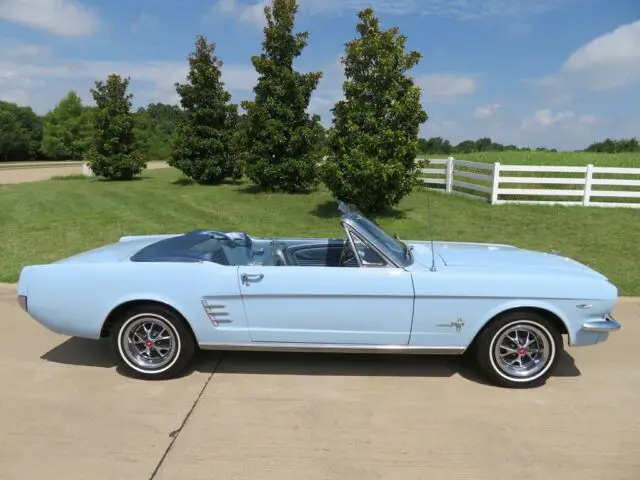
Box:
[201, 299, 232, 327]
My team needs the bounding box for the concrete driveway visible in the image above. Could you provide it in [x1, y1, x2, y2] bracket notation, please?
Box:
[0, 161, 170, 184]
[0, 283, 638, 480]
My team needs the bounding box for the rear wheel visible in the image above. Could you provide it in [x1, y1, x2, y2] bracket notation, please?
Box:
[110, 304, 196, 380]
[475, 311, 563, 388]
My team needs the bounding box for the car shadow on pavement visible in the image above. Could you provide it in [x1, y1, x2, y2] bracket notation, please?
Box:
[41, 337, 116, 368]
[40, 337, 582, 388]
[198, 350, 581, 387]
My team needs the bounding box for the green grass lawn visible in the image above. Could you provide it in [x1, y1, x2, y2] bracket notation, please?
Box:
[1, 167, 638, 295]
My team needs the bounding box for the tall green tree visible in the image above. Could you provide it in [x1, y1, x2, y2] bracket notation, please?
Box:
[135, 102, 185, 161]
[0, 101, 43, 162]
[41, 91, 92, 160]
[241, 0, 325, 193]
[85, 74, 146, 180]
[323, 8, 428, 213]
[229, 112, 250, 180]
[169, 35, 239, 184]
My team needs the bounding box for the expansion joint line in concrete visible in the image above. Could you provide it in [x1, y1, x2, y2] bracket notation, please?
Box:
[148, 356, 222, 480]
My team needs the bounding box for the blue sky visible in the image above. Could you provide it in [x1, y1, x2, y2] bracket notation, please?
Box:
[0, 0, 639, 150]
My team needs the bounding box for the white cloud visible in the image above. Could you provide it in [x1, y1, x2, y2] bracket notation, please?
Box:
[131, 13, 158, 34]
[563, 19, 640, 90]
[416, 74, 478, 98]
[208, 0, 567, 27]
[0, 40, 622, 152]
[0, 43, 340, 119]
[472, 103, 500, 118]
[208, 0, 267, 29]
[304, 59, 478, 123]
[305, 55, 344, 118]
[212, 0, 237, 14]
[531, 20, 640, 92]
[301, 0, 567, 19]
[563, 21, 640, 72]
[238, 2, 267, 26]
[577, 114, 599, 126]
[0, 0, 101, 36]
[0, 46, 258, 113]
[421, 106, 613, 151]
[522, 109, 576, 130]
[520, 110, 609, 148]
[548, 93, 572, 106]
[0, 40, 51, 59]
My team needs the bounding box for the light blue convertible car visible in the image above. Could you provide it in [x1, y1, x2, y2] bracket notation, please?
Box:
[16, 202, 621, 388]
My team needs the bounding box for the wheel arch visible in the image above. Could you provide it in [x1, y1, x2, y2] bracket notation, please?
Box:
[469, 305, 569, 348]
[100, 299, 198, 344]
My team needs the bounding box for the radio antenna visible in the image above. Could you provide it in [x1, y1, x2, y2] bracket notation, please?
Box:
[425, 160, 437, 272]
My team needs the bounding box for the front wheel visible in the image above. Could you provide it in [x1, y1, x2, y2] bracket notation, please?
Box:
[475, 312, 563, 388]
[110, 304, 196, 380]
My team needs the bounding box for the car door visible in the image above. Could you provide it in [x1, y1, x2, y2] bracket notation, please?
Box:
[237, 265, 415, 345]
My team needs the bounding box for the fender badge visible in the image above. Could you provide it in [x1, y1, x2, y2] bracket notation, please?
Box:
[436, 318, 465, 332]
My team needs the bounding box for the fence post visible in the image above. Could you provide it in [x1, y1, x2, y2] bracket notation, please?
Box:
[490, 162, 501, 204]
[583, 164, 593, 206]
[445, 157, 454, 194]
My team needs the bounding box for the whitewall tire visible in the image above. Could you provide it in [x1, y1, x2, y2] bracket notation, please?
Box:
[110, 304, 196, 380]
[475, 311, 563, 388]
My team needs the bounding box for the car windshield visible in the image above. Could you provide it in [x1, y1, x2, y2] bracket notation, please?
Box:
[351, 215, 412, 267]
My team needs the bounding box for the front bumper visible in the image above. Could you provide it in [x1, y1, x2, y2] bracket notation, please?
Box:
[582, 314, 622, 333]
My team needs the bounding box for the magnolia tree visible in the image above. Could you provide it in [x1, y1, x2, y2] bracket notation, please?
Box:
[241, 0, 325, 192]
[169, 35, 240, 184]
[85, 74, 146, 180]
[323, 8, 428, 213]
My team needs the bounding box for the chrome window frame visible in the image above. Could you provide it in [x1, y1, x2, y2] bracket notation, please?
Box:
[341, 222, 399, 268]
[341, 215, 406, 268]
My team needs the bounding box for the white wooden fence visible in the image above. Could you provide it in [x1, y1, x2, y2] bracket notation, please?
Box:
[420, 157, 640, 208]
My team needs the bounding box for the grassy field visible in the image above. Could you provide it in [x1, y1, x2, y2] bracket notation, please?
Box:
[418, 150, 639, 167]
[0, 167, 638, 295]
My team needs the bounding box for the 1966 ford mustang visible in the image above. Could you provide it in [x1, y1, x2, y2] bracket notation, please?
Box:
[16, 202, 621, 388]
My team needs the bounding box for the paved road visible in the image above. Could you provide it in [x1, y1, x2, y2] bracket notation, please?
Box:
[0, 283, 638, 480]
[0, 161, 170, 184]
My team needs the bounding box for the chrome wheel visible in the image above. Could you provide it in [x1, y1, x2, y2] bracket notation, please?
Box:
[492, 323, 551, 378]
[119, 313, 179, 372]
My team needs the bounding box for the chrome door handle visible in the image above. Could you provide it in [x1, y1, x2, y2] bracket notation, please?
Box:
[241, 273, 264, 286]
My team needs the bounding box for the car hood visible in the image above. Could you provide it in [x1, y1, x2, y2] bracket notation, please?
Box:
[407, 241, 607, 280]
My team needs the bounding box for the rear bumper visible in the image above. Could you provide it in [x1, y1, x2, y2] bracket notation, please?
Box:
[17, 295, 27, 312]
[582, 314, 622, 333]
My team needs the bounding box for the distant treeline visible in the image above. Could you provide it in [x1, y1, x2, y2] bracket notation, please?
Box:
[584, 137, 640, 153]
[0, 97, 188, 162]
[417, 136, 640, 155]
[0, 97, 636, 163]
